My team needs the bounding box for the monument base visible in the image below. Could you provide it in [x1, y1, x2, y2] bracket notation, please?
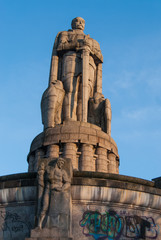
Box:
[25, 227, 72, 240]
[1, 172, 161, 239]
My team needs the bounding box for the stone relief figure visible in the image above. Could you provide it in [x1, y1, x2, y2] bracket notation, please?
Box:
[41, 80, 65, 129]
[36, 162, 45, 223]
[36, 158, 71, 229]
[88, 93, 112, 135]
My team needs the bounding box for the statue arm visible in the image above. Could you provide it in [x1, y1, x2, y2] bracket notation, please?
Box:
[57, 32, 79, 51]
[91, 39, 103, 63]
[62, 170, 71, 191]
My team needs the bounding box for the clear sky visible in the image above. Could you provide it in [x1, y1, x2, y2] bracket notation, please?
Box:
[0, 0, 161, 181]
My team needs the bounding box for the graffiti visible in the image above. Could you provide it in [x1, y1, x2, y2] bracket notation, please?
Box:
[80, 210, 158, 240]
[0, 211, 31, 239]
[80, 210, 124, 240]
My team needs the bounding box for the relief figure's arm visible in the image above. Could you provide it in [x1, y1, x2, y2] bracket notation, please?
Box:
[62, 170, 71, 191]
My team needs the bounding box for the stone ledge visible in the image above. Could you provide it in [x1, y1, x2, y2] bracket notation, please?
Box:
[0, 172, 37, 189]
[73, 171, 154, 186]
[72, 177, 161, 196]
[0, 171, 159, 195]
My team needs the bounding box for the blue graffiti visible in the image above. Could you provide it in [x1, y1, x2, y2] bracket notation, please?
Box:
[80, 210, 124, 240]
[80, 210, 158, 240]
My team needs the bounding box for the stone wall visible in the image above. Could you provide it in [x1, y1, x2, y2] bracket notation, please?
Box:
[0, 173, 36, 240]
[0, 172, 161, 240]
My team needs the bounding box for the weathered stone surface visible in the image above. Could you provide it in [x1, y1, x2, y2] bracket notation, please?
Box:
[28, 121, 119, 173]
[34, 158, 72, 239]
[1, 172, 161, 239]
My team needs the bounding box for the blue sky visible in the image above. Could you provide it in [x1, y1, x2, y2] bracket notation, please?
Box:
[0, 0, 161, 180]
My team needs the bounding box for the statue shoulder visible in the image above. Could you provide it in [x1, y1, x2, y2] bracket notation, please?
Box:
[89, 37, 103, 63]
[53, 31, 67, 49]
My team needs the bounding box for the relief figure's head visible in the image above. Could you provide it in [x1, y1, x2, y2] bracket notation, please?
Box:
[71, 17, 85, 31]
[57, 158, 65, 169]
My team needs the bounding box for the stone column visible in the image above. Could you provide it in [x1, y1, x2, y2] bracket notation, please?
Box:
[80, 144, 94, 171]
[108, 151, 117, 174]
[46, 144, 59, 158]
[96, 147, 108, 173]
[82, 47, 90, 122]
[96, 63, 102, 94]
[35, 148, 44, 171]
[63, 143, 78, 170]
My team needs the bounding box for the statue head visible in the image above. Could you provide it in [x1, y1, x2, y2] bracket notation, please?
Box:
[71, 17, 85, 31]
[94, 92, 105, 104]
[57, 158, 65, 169]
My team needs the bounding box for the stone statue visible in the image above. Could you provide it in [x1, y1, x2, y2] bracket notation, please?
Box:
[41, 17, 104, 125]
[36, 161, 45, 223]
[88, 93, 112, 135]
[40, 17, 112, 134]
[41, 80, 65, 129]
[36, 158, 71, 229]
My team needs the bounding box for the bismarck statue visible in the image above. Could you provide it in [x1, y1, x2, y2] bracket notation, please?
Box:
[1, 15, 160, 240]
[41, 17, 111, 134]
[27, 17, 119, 240]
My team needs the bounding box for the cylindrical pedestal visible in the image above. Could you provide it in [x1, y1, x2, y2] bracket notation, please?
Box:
[96, 147, 108, 173]
[46, 144, 59, 158]
[63, 143, 78, 170]
[28, 121, 119, 173]
[80, 144, 94, 171]
[108, 152, 117, 173]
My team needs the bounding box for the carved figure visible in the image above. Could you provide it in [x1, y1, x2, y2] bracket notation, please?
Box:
[41, 80, 65, 129]
[40, 17, 112, 134]
[48, 17, 103, 122]
[37, 158, 70, 229]
[36, 162, 45, 224]
[88, 93, 112, 135]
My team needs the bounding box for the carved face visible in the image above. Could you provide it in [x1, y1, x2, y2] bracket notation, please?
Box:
[57, 158, 65, 169]
[71, 17, 85, 31]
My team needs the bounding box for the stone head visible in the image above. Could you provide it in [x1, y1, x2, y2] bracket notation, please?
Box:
[94, 92, 105, 104]
[71, 17, 85, 31]
[57, 158, 65, 169]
